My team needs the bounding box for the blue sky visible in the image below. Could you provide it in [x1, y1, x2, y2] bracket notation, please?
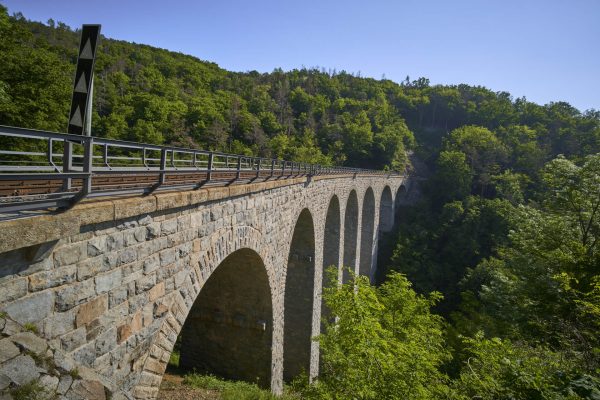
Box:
[3, 0, 599, 111]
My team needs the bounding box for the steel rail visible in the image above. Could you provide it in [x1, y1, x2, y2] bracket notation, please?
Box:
[0, 125, 399, 214]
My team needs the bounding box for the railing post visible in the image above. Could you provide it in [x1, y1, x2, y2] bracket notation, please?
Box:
[236, 156, 242, 180]
[256, 158, 261, 179]
[81, 137, 93, 197]
[281, 161, 285, 177]
[207, 152, 214, 182]
[62, 140, 73, 192]
[159, 149, 167, 185]
[270, 159, 275, 178]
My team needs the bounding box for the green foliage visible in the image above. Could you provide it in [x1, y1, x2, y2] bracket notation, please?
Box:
[454, 333, 588, 400]
[300, 271, 452, 399]
[183, 373, 298, 400]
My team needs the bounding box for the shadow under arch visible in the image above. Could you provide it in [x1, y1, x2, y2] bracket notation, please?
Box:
[179, 248, 273, 386]
[379, 186, 394, 233]
[283, 208, 315, 382]
[359, 187, 375, 278]
[321, 195, 340, 329]
[342, 190, 359, 283]
[395, 184, 408, 221]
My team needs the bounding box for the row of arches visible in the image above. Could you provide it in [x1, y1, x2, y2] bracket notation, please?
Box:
[165, 184, 408, 393]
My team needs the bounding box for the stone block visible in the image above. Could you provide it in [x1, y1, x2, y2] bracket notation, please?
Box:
[0, 215, 78, 255]
[54, 242, 85, 267]
[113, 197, 156, 221]
[160, 219, 177, 236]
[68, 379, 106, 400]
[77, 256, 110, 282]
[3, 290, 53, 325]
[148, 282, 165, 302]
[0, 354, 43, 385]
[95, 327, 117, 356]
[0, 277, 27, 304]
[118, 248, 137, 266]
[71, 200, 115, 226]
[108, 286, 128, 309]
[76, 295, 108, 328]
[135, 274, 156, 295]
[60, 327, 86, 352]
[29, 264, 77, 291]
[87, 236, 106, 257]
[0, 338, 20, 363]
[156, 192, 189, 211]
[10, 332, 48, 354]
[142, 254, 160, 275]
[159, 248, 176, 267]
[56, 279, 96, 312]
[43, 309, 75, 338]
[95, 269, 122, 294]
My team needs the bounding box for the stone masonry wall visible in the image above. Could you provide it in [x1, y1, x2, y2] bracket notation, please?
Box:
[0, 173, 408, 399]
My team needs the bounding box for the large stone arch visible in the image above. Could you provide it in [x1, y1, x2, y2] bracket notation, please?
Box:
[342, 190, 359, 282]
[283, 208, 316, 382]
[179, 248, 272, 385]
[359, 187, 375, 278]
[133, 226, 280, 399]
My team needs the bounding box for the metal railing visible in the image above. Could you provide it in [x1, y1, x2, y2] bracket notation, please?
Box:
[0, 125, 398, 213]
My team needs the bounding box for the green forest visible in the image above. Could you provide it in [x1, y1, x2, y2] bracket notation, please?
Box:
[1, 6, 599, 399]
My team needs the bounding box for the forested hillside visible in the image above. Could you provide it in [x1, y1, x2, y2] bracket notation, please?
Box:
[1, 6, 600, 399]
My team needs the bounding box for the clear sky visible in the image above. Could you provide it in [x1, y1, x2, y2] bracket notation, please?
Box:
[2, 0, 599, 111]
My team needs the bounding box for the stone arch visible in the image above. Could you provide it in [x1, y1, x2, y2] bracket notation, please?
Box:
[283, 208, 316, 382]
[134, 227, 280, 399]
[379, 186, 394, 233]
[179, 248, 272, 385]
[343, 190, 359, 282]
[321, 194, 340, 328]
[359, 188, 376, 277]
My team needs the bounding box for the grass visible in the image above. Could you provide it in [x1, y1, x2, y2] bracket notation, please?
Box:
[183, 374, 298, 400]
[23, 322, 39, 333]
[165, 348, 299, 399]
[10, 380, 54, 400]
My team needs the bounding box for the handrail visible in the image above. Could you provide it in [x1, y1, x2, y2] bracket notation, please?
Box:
[0, 125, 400, 214]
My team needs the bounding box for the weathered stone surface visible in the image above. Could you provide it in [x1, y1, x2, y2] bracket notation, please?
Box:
[0, 277, 27, 304]
[68, 379, 106, 400]
[9, 332, 47, 354]
[0, 354, 42, 385]
[95, 269, 122, 294]
[76, 295, 108, 328]
[0, 373, 10, 390]
[39, 374, 60, 392]
[54, 242, 85, 267]
[3, 290, 53, 325]
[57, 374, 74, 394]
[29, 264, 77, 291]
[0, 339, 20, 363]
[0, 215, 78, 255]
[56, 280, 95, 312]
[61, 327, 86, 352]
[148, 282, 165, 302]
[87, 236, 107, 257]
[114, 197, 156, 221]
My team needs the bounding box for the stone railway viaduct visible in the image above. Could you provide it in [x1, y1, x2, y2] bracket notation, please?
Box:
[0, 173, 410, 399]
